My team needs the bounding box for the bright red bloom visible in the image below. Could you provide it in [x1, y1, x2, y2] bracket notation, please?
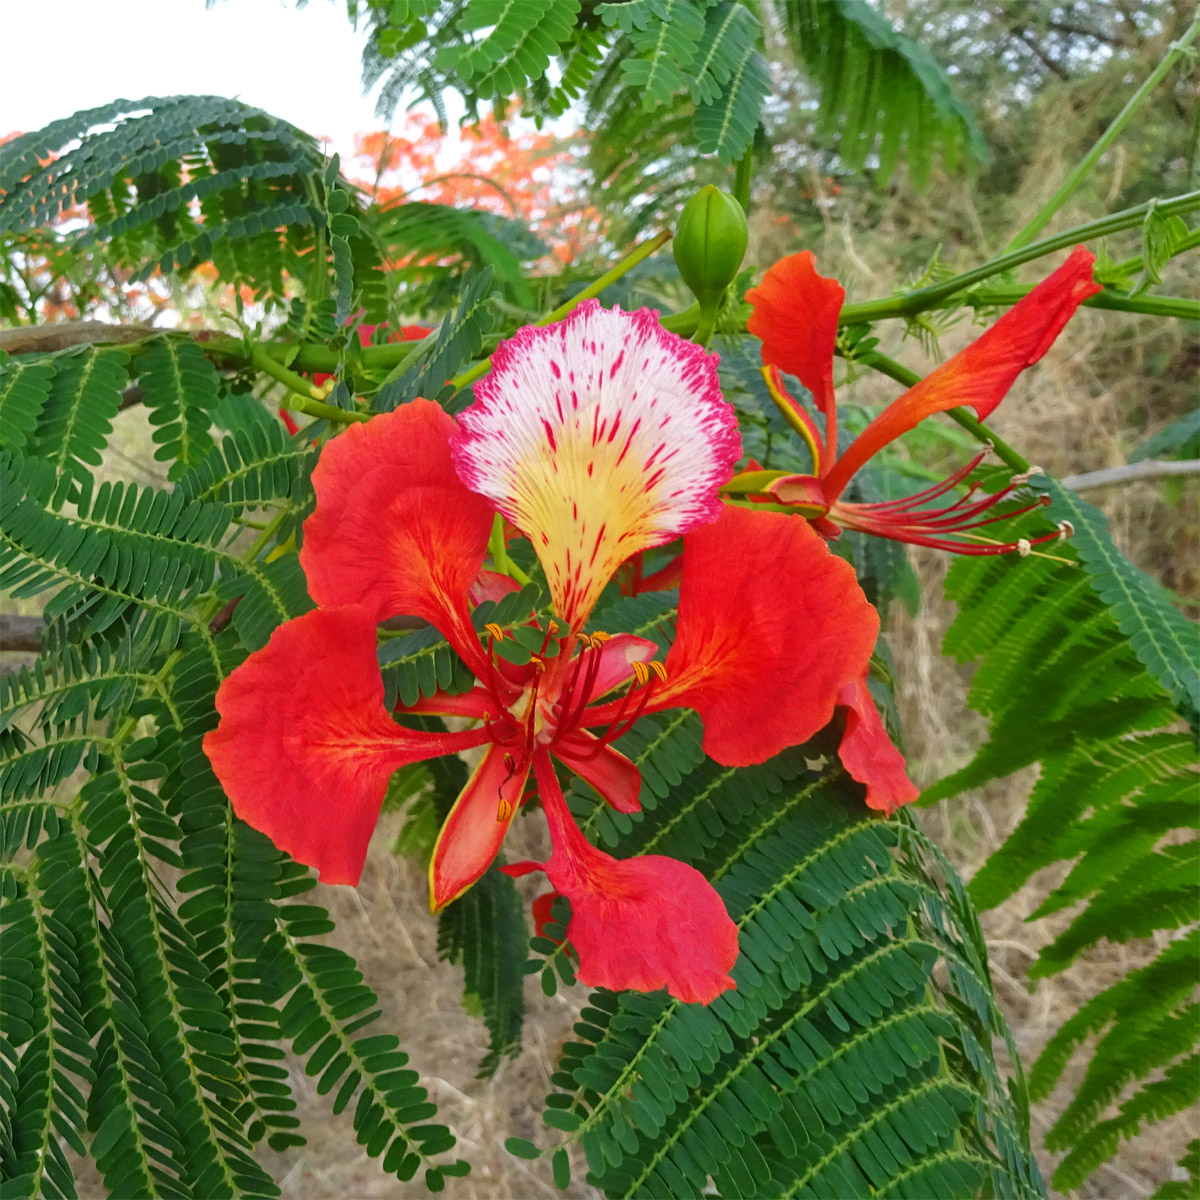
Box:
[204, 302, 882, 1004]
[743, 247, 1100, 554]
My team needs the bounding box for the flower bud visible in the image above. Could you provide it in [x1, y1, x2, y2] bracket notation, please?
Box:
[673, 186, 748, 308]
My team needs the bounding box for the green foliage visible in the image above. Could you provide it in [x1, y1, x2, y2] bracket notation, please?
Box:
[0, 96, 540, 323]
[437, 864, 529, 1078]
[1129, 407, 1200, 463]
[359, 0, 982, 199]
[926, 545, 1199, 1192]
[373, 266, 495, 411]
[768, 0, 986, 186]
[1034, 476, 1200, 729]
[519, 716, 1044, 1197]
[0, 325, 473, 1196]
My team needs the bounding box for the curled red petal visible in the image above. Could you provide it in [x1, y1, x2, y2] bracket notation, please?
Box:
[824, 247, 1100, 499]
[468, 569, 521, 607]
[202, 606, 489, 886]
[837, 675, 919, 814]
[746, 251, 844, 457]
[300, 399, 494, 673]
[429, 743, 531, 912]
[552, 732, 641, 814]
[531, 891, 564, 942]
[654, 505, 878, 766]
[532, 752, 736, 1004]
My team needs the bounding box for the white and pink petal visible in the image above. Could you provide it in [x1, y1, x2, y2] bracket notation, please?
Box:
[451, 302, 741, 631]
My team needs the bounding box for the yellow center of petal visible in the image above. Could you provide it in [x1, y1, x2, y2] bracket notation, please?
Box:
[511, 418, 676, 630]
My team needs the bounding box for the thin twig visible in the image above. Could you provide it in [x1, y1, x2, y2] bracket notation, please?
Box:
[1061, 459, 1200, 491]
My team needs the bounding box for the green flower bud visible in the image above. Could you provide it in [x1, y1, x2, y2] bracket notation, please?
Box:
[673, 185, 748, 308]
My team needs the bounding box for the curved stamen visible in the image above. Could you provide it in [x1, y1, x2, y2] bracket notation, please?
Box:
[552, 635, 609, 744]
[845, 452, 989, 515]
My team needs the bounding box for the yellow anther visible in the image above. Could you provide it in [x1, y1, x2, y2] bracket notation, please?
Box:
[497, 799, 512, 822]
[530, 654, 545, 670]
[631, 661, 650, 686]
[648, 661, 668, 684]
[546, 619, 559, 635]
[590, 630, 611, 644]
[485, 622, 505, 641]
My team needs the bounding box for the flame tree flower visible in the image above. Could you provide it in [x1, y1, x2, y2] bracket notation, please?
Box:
[204, 301, 891, 1004]
[740, 247, 1101, 554]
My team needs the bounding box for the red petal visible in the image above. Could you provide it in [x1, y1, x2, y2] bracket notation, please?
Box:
[300, 400, 495, 674]
[837, 676, 919, 814]
[202, 606, 489, 885]
[823, 247, 1100, 499]
[468, 569, 521, 607]
[654, 506, 878, 766]
[552, 732, 641, 814]
[531, 891, 564, 942]
[583, 633, 658, 700]
[533, 752, 737, 1004]
[429, 743, 531, 911]
[746, 252, 844, 458]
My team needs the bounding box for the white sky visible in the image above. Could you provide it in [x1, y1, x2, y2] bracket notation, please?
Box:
[0, 0, 436, 158]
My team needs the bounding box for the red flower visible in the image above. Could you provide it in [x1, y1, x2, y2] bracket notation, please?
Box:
[743, 248, 1100, 554]
[204, 302, 882, 1004]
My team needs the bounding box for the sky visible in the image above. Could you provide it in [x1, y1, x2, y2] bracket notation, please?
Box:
[0, 0, 437, 159]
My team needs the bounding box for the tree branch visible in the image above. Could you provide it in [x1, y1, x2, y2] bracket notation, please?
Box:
[1062, 459, 1200, 491]
[0, 614, 44, 653]
[0, 321, 158, 355]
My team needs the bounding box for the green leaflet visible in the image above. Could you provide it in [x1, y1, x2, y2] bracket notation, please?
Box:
[136, 339, 219, 481]
[360, 0, 980, 198]
[0, 353, 54, 455]
[1034, 476, 1200, 728]
[372, 266, 495, 411]
[437, 865, 528, 1078]
[769, 0, 985, 185]
[0, 97, 335, 306]
[933, 546, 1199, 1192]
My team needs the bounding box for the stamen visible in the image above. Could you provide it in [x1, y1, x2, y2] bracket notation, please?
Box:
[1058, 520, 1074, 540]
[648, 661, 668, 684]
[1017, 539, 1032, 557]
[497, 752, 520, 820]
[553, 639, 607, 742]
[631, 661, 650, 687]
[485, 622, 505, 641]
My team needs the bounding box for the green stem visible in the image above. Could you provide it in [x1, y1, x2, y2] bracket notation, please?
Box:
[973, 285, 1199, 321]
[1005, 14, 1200, 252]
[536, 230, 673, 327]
[487, 513, 532, 586]
[839, 191, 1200, 324]
[249, 345, 369, 424]
[449, 230, 673, 390]
[857, 351, 1031, 473]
